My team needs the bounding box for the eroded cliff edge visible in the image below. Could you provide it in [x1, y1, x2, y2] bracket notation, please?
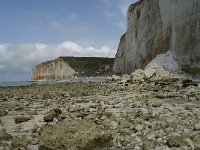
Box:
[32, 57, 114, 80]
[113, 0, 200, 77]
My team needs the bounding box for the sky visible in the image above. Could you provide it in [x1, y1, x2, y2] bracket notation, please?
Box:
[0, 0, 137, 81]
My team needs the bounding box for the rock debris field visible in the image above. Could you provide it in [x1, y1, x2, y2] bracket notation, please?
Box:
[0, 76, 200, 150]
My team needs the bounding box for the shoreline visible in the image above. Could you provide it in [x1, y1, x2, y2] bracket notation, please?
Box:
[0, 76, 108, 87]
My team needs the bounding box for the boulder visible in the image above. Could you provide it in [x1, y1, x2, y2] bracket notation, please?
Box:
[14, 116, 32, 124]
[11, 135, 28, 150]
[0, 129, 12, 141]
[111, 75, 121, 81]
[43, 114, 54, 123]
[198, 83, 200, 89]
[144, 68, 156, 79]
[143, 140, 156, 150]
[38, 120, 113, 150]
[131, 69, 144, 81]
[155, 66, 171, 78]
[167, 135, 185, 147]
[0, 108, 8, 117]
[121, 74, 131, 83]
[193, 134, 200, 149]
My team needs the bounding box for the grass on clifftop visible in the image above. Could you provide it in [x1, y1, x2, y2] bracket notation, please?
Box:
[59, 57, 114, 76]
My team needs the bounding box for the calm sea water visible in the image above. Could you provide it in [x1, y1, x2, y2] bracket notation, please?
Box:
[0, 81, 37, 87]
[0, 77, 107, 87]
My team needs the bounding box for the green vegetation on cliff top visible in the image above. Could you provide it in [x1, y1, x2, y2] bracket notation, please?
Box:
[40, 56, 114, 76]
[60, 57, 114, 76]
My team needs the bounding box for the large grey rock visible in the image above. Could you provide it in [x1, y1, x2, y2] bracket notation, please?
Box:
[0, 108, 8, 117]
[0, 129, 12, 141]
[43, 113, 54, 123]
[14, 116, 32, 124]
[131, 69, 144, 81]
[38, 120, 113, 150]
[193, 134, 200, 149]
[121, 74, 131, 83]
[167, 135, 185, 147]
[144, 68, 156, 79]
[11, 135, 28, 150]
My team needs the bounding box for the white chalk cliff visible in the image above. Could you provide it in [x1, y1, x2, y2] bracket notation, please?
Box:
[113, 0, 200, 77]
[32, 58, 75, 80]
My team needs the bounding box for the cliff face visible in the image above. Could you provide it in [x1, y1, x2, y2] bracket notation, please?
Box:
[113, 0, 200, 76]
[125, 0, 172, 74]
[32, 58, 75, 80]
[113, 34, 126, 74]
[171, 0, 200, 74]
[32, 57, 114, 80]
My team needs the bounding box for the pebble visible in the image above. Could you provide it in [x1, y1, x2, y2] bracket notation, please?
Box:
[194, 123, 200, 131]
[135, 124, 144, 132]
[43, 114, 54, 122]
[111, 121, 118, 129]
[89, 108, 97, 112]
[184, 138, 194, 150]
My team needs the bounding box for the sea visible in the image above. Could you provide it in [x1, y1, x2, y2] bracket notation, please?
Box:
[0, 77, 107, 87]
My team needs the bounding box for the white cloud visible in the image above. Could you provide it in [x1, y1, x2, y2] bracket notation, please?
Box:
[35, 43, 47, 50]
[57, 41, 115, 57]
[58, 41, 83, 52]
[0, 44, 14, 63]
[0, 41, 115, 72]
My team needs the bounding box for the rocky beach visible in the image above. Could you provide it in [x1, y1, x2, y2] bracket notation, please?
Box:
[1, 0, 200, 149]
[0, 74, 200, 150]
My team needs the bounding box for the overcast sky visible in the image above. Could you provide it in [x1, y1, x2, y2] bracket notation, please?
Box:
[0, 0, 137, 82]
